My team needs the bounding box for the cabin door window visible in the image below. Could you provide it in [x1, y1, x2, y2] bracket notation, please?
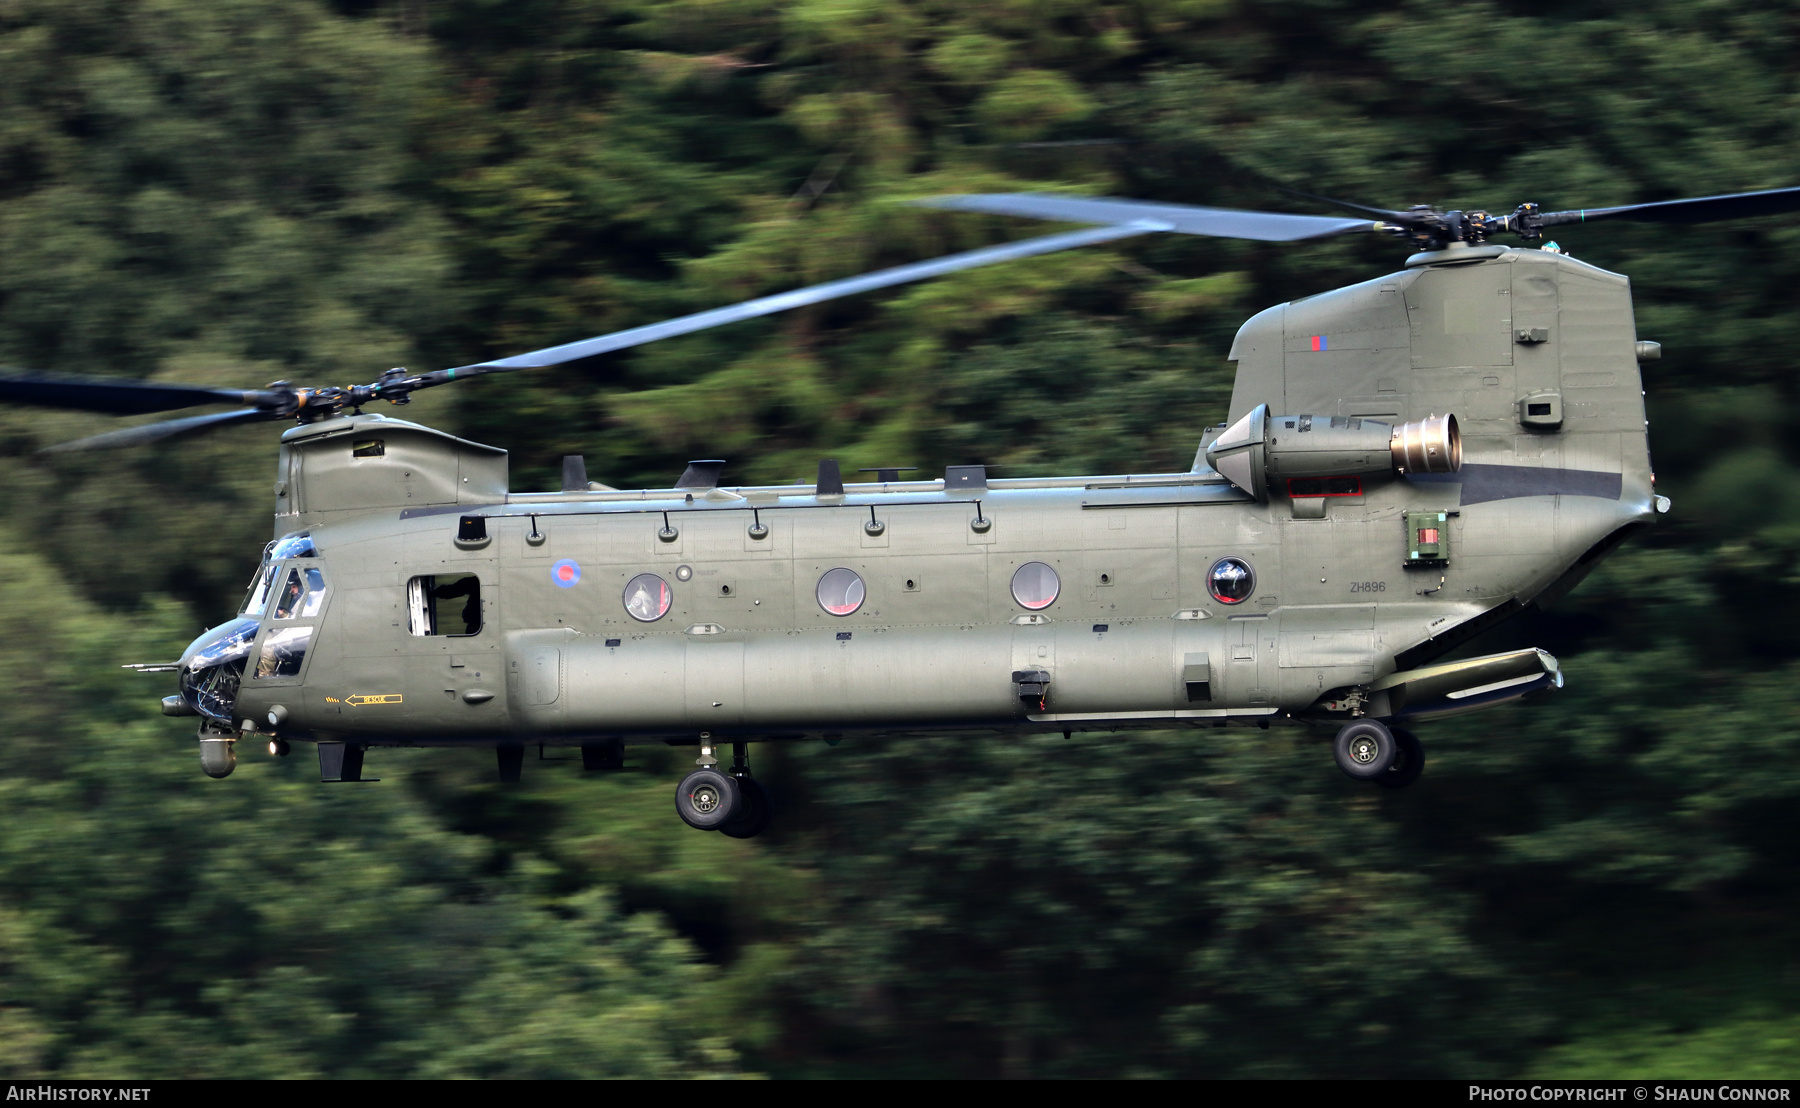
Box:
[406, 574, 483, 636]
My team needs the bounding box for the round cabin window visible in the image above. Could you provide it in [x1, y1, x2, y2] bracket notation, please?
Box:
[1010, 561, 1060, 611]
[622, 573, 672, 622]
[816, 568, 866, 616]
[1208, 557, 1255, 605]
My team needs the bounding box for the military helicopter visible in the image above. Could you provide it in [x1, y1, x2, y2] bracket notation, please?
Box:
[7, 182, 1799, 838]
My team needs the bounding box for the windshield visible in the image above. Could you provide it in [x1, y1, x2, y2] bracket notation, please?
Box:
[185, 617, 262, 673]
[271, 567, 327, 620]
[242, 563, 279, 616]
[270, 532, 317, 560]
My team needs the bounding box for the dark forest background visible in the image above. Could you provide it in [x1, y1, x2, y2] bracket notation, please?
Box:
[2, 0, 1799, 1078]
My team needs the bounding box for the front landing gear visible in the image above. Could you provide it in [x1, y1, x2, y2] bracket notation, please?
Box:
[319, 742, 376, 782]
[1333, 720, 1426, 788]
[675, 737, 774, 837]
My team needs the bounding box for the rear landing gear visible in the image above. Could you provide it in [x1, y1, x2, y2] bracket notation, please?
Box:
[675, 738, 775, 836]
[1334, 719, 1396, 780]
[720, 779, 771, 838]
[1377, 726, 1425, 790]
[1333, 720, 1426, 788]
[675, 768, 741, 830]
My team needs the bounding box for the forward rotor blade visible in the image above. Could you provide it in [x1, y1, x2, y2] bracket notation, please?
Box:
[444, 223, 1157, 375]
[0, 372, 271, 415]
[912, 193, 1380, 242]
[1541, 185, 1800, 227]
[39, 408, 273, 453]
[1271, 186, 1416, 222]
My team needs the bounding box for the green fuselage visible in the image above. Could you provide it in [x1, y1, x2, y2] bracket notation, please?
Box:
[202, 244, 1659, 749]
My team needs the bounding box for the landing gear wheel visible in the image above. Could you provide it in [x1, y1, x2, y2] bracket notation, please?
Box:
[1334, 719, 1397, 781]
[675, 768, 741, 831]
[1377, 727, 1425, 790]
[719, 777, 773, 839]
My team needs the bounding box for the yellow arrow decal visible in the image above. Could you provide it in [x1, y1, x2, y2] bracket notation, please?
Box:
[344, 694, 404, 707]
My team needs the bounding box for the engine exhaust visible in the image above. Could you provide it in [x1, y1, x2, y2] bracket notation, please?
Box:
[1390, 413, 1461, 475]
[1206, 405, 1464, 500]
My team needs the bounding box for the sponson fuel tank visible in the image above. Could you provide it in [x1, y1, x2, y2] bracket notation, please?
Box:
[502, 619, 1265, 737]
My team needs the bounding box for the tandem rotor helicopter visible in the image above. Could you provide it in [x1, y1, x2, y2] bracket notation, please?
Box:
[6, 183, 1799, 838]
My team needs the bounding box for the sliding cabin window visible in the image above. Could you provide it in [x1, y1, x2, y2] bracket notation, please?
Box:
[407, 574, 482, 637]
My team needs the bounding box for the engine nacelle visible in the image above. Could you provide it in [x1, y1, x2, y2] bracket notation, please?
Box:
[1206, 404, 1460, 500]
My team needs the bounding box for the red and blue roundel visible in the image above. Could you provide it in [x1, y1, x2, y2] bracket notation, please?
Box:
[551, 559, 581, 588]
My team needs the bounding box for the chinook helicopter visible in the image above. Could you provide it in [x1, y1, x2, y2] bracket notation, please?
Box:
[7, 183, 1800, 838]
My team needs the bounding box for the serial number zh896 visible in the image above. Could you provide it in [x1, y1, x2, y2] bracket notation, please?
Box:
[1349, 581, 1387, 593]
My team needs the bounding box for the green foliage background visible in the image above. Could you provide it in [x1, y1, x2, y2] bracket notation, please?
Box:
[1, 0, 1799, 1078]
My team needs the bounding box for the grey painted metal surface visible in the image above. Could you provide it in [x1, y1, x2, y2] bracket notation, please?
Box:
[193, 247, 1657, 761]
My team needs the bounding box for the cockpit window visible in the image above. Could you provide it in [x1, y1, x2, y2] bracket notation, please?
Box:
[242, 563, 279, 616]
[272, 569, 304, 620]
[254, 626, 313, 679]
[271, 567, 328, 620]
[407, 574, 482, 636]
[299, 568, 327, 617]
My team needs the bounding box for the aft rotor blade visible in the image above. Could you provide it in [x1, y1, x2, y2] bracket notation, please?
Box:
[40, 408, 273, 453]
[912, 193, 1380, 242]
[442, 223, 1157, 375]
[0, 372, 271, 415]
[1540, 185, 1800, 227]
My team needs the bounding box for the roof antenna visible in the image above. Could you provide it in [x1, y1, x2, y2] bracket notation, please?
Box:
[676, 460, 725, 489]
[561, 455, 587, 492]
[816, 458, 844, 497]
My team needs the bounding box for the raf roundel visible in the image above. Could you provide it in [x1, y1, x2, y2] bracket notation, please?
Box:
[551, 558, 582, 588]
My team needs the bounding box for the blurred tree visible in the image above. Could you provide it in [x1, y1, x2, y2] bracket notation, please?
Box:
[0, 0, 458, 617]
[0, 527, 750, 1078]
[765, 732, 1541, 1078]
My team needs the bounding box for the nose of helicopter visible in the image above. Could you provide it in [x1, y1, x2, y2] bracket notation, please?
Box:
[176, 617, 261, 722]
